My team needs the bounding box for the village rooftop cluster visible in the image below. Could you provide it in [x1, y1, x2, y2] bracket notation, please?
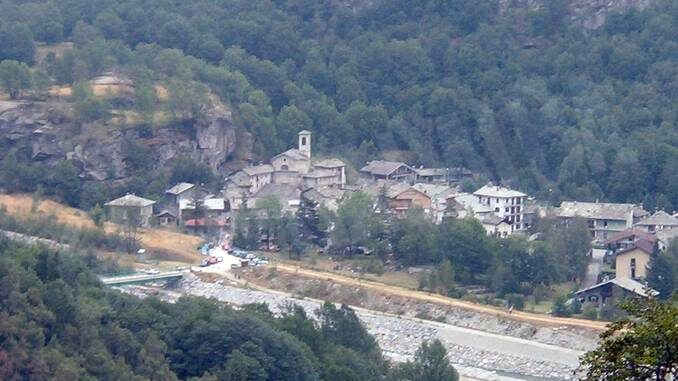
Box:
[105, 131, 678, 304]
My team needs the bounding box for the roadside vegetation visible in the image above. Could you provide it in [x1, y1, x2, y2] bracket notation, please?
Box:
[0, 238, 459, 381]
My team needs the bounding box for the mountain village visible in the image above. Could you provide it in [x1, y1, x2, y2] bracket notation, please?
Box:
[103, 131, 678, 308]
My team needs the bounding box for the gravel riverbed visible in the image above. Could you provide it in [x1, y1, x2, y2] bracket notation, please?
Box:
[118, 275, 582, 381]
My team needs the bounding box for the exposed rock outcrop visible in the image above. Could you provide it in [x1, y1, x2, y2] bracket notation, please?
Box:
[499, 0, 655, 30]
[0, 99, 250, 182]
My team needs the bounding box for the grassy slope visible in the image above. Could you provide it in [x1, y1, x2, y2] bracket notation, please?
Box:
[0, 193, 203, 262]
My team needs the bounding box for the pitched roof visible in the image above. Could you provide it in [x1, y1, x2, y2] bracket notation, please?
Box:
[386, 183, 416, 198]
[558, 201, 645, 221]
[179, 198, 226, 211]
[412, 183, 451, 198]
[360, 160, 413, 176]
[481, 215, 509, 226]
[298, 130, 311, 134]
[105, 194, 155, 207]
[635, 211, 678, 227]
[242, 164, 275, 176]
[303, 168, 337, 178]
[416, 168, 448, 177]
[165, 182, 195, 195]
[575, 277, 657, 298]
[603, 228, 658, 245]
[272, 149, 308, 161]
[615, 239, 655, 256]
[473, 184, 526, 198]
[314, 158, 346, 168]
[156, 210, 176, 217]
[253, 183, 301, 201]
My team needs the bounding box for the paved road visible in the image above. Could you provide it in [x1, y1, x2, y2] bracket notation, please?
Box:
[583, 249, 606, 287]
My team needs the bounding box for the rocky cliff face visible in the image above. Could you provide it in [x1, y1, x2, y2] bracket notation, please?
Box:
[0, 100, 250, 182]
[499, 0, 654, 29]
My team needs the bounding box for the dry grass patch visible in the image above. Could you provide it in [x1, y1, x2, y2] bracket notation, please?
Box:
[0, 193, 203, 264]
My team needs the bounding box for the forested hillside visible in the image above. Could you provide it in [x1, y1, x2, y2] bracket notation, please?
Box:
[0, 0, 676, 209]
[0, 238, 459, 380]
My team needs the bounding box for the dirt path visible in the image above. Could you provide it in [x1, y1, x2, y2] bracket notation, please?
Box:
[272, 263, 608, 331]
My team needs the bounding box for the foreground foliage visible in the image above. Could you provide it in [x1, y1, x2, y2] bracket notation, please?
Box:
[579, 296, 678, 381]
[0, 238, 458, 380]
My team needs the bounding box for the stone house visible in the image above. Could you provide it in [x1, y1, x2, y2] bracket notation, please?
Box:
[270, 130, 312, 174]
[634, 210, 678, 233]
[105, 194, 156, 227]
[557, 201, 649, 241]
[480, 215, 512, 238]
[360, 160, 417, 182]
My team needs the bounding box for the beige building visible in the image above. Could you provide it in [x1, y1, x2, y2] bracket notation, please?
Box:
[614, 241, 654, 280]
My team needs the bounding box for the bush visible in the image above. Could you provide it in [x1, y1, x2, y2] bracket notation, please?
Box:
[505, 293, 525, 311]
[582, 304, 598, 320]
[552, 294, 572, 317]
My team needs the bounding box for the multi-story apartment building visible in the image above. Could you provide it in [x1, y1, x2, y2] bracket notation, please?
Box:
[473, 184, 528, 232]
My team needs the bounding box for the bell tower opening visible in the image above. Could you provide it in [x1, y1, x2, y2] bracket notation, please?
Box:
[298, 130, 311, 159]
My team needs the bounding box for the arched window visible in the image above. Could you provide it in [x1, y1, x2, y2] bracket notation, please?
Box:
[301, 137, 307, 145]
[282, 164, 289, 170]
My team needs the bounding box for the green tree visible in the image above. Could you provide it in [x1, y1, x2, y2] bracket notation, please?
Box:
[646, 253, 674, 300]
[579, 297, 678, 381]
[0, 60, 31, 99]
[255, 196, 282, 250]
[391, 340, 459, 381]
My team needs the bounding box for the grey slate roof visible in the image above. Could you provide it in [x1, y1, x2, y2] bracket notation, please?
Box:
[314, 158, 346, 168]
[416, 168, 448, 177]
[105, 194, 155, 207]
[635, 211, 678, 227]
[165, 182, 195, 195]
[272, 149, 308, 161]
[242, 164, 275, 176]
[481, 215, 509, 225]
[558, 201, 646, 221]
[473, 184, 526, 198]
[575, 278, 657, 298]
[303, 168, 336, 178]
[360, 160, 413, 176]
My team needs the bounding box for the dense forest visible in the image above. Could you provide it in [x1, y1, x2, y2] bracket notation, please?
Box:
[0, 237, 460, 380]
[0, 0, 677, 210]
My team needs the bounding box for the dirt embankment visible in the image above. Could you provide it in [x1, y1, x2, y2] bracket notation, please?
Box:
[241, 266, 602, 351]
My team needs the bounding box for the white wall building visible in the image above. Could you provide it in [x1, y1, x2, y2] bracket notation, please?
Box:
[473, 184, 528, 232]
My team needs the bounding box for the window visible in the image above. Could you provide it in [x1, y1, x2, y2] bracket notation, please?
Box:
[301, 137, 307, 145]
[630, 258, 636, 278]
[282, 164, 289, 170]
[516, 206, 520, 213]
[505, 207, 509, 212]
[516, 198, 521, 205]
[603, 219, 608, 227]
[495, 207, 500, 212]
[516, 215, 521, 222]
[510, 207, 515, 213]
